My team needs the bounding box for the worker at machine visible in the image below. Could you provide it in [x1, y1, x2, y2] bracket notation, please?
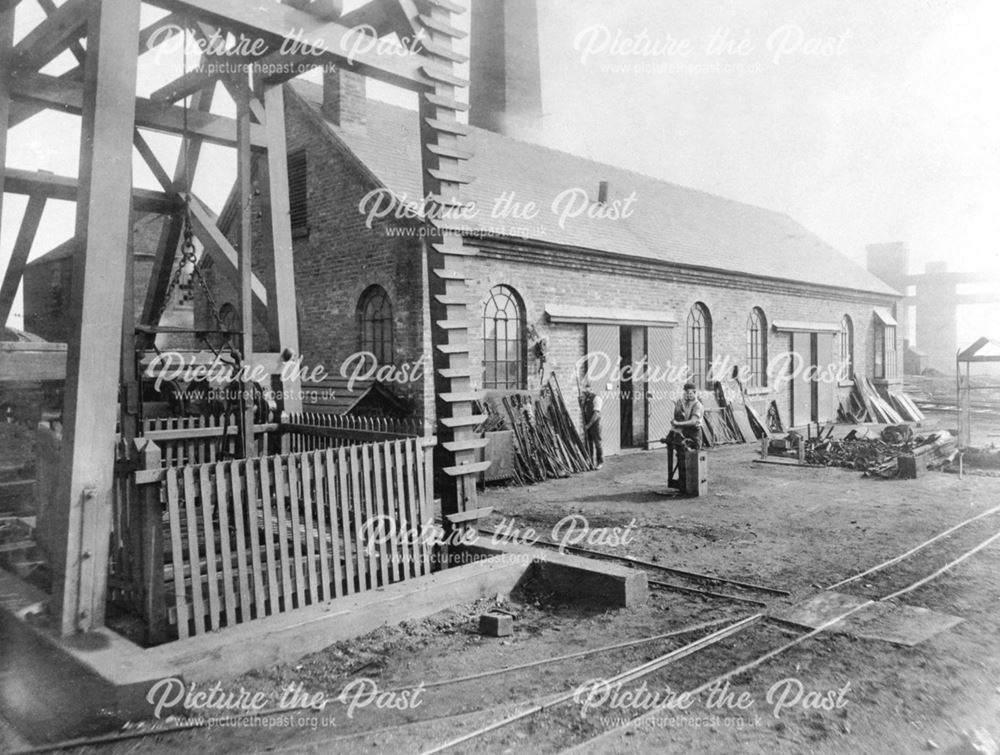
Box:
[660, 382, 705, 494]
[669, 382, 704, 448]
[581, 383, 604, 469]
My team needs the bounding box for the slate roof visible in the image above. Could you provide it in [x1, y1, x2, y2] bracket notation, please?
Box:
[288, 80, 898, 297]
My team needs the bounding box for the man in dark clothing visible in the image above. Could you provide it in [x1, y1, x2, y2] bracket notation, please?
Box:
[670, 382, 704, 449]
[581, 384, 604, 469]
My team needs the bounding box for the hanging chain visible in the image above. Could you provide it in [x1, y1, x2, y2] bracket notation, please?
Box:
[158, 17, 227, 334]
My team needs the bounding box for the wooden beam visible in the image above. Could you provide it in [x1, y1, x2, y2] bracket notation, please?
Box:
[149, 65, 219, 104]
[5, 13, 183, 126]
[0, 7, 13, 265]
[0, 194, 46, 327]
[8, 73, 267, 148]
[281, 0, 342, 20]
[53, 0, 142, 637]
[36, 0, 87, 62]
[262, 84, 301, 412]
[9, 0, 88, 76]
[341, 0, 421, 40]
[235, 79, 256, 458]
[282, 0, 419, 38]
[186, 194, 269, 315]
[132, 130, 173, 191]
[120, 205, 139, 445]
[150, 21, 250, 103]
[2, 167, 180, 213]
[140, 87, 215, 332]
[148, 0, 429, 90]
[138, 12, 182, 54]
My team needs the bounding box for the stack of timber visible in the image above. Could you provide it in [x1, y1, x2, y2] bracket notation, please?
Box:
[888, 391, 925, 422]
[839, 377, 924, 424]
[477, 377, 594, 485]
[700, 383, 746, 447]
[801, 428, 957, 478]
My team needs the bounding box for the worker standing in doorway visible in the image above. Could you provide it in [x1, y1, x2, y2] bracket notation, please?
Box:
[582, 384, 604, 469]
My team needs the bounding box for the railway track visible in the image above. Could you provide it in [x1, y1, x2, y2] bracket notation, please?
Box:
[477, 526, 790, 608]
[409, 510, 1000, 753]
[19, 507, 1000, 754]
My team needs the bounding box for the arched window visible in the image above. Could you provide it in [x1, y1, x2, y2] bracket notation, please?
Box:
[840, 315, 854, 379]
[358, 285, 393, 365]
[746, 307, 767, 388]
[686, 302, 712, 389]
[482, 285, 525, 390]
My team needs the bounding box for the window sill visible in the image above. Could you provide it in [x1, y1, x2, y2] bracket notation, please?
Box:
[838, 380, 855, 388]
[745, 386, 772, 396]
[292, 226, 310, 239]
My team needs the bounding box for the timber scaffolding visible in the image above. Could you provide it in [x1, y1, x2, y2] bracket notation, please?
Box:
[0, 0, 484, 640]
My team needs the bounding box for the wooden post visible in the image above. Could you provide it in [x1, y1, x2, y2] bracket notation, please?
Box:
[235, 76, 255, 459]
[262, 83, 302, 413]
[120, 205, 139, 445]
[0, 5, 13, 271]
[134, 438, 166, 644]
[52, 0, 141, 636]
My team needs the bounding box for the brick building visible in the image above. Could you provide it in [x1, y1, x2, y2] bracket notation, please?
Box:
[201, 66, 902, 455]
[23, 213, 192, 346]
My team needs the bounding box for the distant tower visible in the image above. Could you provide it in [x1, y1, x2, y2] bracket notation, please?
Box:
[867, 243, 1000, 375]
[469, 0, 544, 142]
[913, 260, 959, 374]
[866, 241, 910, 340]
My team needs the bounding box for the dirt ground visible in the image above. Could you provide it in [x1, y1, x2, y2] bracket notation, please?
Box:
[4, 412, 1000, 754]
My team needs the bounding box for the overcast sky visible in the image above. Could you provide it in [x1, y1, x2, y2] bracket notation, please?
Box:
[2, 0, 998, 341]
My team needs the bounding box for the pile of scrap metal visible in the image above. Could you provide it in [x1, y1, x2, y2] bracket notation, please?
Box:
[839, 376, 925, 424]
[476, 376, 594, 485]
[801, 425, 957, 478]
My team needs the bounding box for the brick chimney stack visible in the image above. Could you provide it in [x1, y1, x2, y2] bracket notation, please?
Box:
[470, 0, 543, 142]
[323, 66, 367, 133]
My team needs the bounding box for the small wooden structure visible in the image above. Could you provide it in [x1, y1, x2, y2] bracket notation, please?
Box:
[1, 0, 483, 638]
[956, 337, 1000, 448]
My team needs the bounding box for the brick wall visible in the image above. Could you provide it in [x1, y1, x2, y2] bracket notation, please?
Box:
[196, 89, 902, 443]
[200, 93, 428, 417]
[460, 246, 901, 435]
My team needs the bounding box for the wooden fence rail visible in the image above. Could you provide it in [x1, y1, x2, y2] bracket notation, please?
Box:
[163, 438, 435, 639]
[140, 415, 278, 467]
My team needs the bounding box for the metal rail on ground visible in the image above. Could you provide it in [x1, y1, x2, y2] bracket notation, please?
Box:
[825, 502, 1000, 590]
[477, 527, 791, 596]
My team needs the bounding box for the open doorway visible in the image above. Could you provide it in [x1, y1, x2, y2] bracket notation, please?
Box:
[619, 326, 647, 448]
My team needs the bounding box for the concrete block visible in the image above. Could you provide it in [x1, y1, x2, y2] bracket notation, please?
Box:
[479, 612, 514, 637]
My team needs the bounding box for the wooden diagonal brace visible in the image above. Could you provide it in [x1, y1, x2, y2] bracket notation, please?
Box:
[0, 195, 46, 326]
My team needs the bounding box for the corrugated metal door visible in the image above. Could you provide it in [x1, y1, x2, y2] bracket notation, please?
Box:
[790, 331, 811, 427]
[586, 324, 621, 456]
[817, 332, 837, 422]
[646, 327, 673, 447]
